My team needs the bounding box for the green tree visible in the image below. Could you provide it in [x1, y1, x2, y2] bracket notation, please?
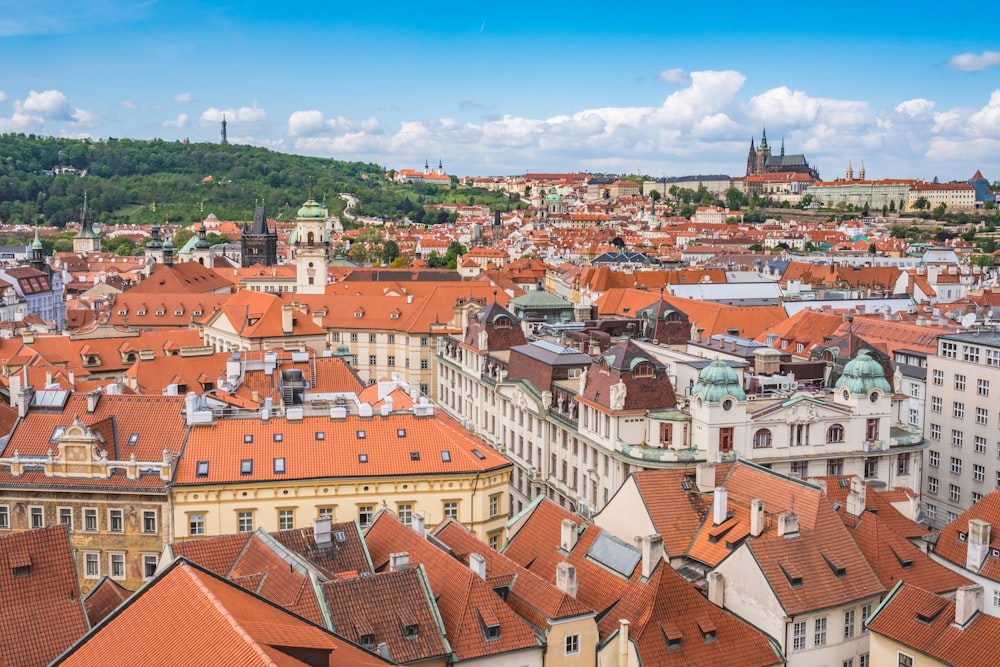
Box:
[889, 200, 896, 213]
[381, 239, 400, 265]
[725, 187, 748, 210]
[649, 190, 661, 203]
[933, 203, 947, 218]
[971, 254, 996, 268]
[914, 196, 930, 211]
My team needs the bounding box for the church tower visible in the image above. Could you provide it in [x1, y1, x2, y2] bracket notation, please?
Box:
[191, 223, 213, 266]
[240, 206, 278, 267]
[291, 196, 330, 294]
[846, 161, 855, 181]
[30, 227, 50, 277]
[73, 193, 100, 254]
[746, 129, 772, 177]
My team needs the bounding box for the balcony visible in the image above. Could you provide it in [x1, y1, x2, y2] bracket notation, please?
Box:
[619, 442, 707, 465]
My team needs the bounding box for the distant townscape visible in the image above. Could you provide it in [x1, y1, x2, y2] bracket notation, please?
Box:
[2, 131, 1000, 666]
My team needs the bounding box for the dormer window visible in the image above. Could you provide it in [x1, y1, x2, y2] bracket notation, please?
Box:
[633, 361, 654, 378]
[354, 309, 365, 318]
[358, 634, 374, 648]
[174, 310, 184, 316]
[137, 310, 146, 316]
[155, 310, 165, 316]
[192, 310, 202, 316]
[390, 310, 400, 319]
[403, 623, 419, 640]
[117, 309, 127, 316]
[495, 316, 510, 329]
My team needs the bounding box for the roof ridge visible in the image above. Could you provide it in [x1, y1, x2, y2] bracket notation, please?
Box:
[179, 562, 278, 665]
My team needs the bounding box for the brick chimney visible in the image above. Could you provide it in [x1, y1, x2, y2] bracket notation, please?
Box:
[560, 518, 578, 552]
[966, 520, 991, 572]
[955, 584, 983, 626]
[750, 499, 765, 537]
[556, 561, 578, 597]
[636, 534, 664, 578]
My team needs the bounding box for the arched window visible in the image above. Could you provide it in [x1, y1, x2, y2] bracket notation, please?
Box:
[494, 316, 510, 329]
[633, 362, 654, 378]
[827, 423, 845, 443]
[753, 428, 772, 449]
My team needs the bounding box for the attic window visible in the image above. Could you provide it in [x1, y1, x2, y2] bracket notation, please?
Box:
[137, 310, 146, 316]
[410, 452, 420, 461]
[471, 449, 486, 460]
[403, 623, 419, 639]
[958, 532, 967, 543]
[196, 461, 209, 477]
[358, 634, 375, 648]
[356, 430, 366, 439]
[244, 434, 253, 444]
[117, 309, 127, 316]
[661, 623, 683, 650]
[354, 309, 364, 318]
[397, 429, 407, 438]
[478, 609, 501, 641]
[778, 561, 803, 588]
[358, 453, 368, 464]
[890, 547, 913, 569]
[916, 600, 948, 625]
[155, 310, 165, 316]
[697, 617, 717, 643]
[634, 361, 654, 378]
[441, 450, 452, 462]
[127, 433, 139, 447]
[822, 553, 847, 578]
[174, 310, 184, 316]
[240, 459, 253, 475]
[193, 310, 202, 316]
[315, 431, 325, 441]
[273, 433, 283, 443]
[390, 311, 400, 319]
[495, 316, 511, 329]
[273, 457, 286, 474]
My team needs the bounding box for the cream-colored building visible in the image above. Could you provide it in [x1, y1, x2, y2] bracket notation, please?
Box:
[172, 393, 512, 545]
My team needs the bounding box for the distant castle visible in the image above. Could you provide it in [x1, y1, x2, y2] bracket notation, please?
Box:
[746, 128, 820, 180]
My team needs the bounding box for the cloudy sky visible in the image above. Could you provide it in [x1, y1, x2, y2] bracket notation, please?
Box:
[2, 1, 999, 182]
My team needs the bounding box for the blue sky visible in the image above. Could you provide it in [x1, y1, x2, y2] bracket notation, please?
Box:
[2, 1, 999, 182]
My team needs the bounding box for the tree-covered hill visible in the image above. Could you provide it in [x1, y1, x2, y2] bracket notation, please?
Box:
[0, 134, 521, 231]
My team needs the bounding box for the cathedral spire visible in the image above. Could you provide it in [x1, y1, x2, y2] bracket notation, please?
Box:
[759, 127, 769, 150]
[780, 137, 785, 156]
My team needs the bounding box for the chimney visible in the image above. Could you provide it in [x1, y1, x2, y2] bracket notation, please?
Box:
[636, 534, 664, 578]
[966, 520, 991, 572]
[846, 476, 867, 518]
[750, 499, 765, 537]
[469, 552, 487, 580]
[281, 303, 294, 335]
[9, 375, 20, 409]
[617, 619, 630, 667]
[777, 511, 799, 538]
[411, 514, 426, 538]
[696, 462, 715, 493]
[86, 389, 101, 413]
[313, 516, 332, 547]
[556, 561, 578, 597]
[955, 584, 984, 626]
[389, 552, 410, 572]
[707, 571, 725, 607]
[560, 518, 578, 552]
[713, 487, 729, 525]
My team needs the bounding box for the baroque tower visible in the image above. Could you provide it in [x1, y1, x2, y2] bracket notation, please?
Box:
[291, 197, 330, 294]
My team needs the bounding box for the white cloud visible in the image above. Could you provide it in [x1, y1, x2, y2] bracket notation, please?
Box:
[120, 99, 138, 110]
[895, 98, 934, 117]
[161, 113, 189, 128]
[288, 110, 326, 137]
[948, 51, 1000, 72]
[0, 112, 42, 133]
[967, 89, 1000, 135]
[17, 89, 71, 119]
[200, 104, 267, 126]
[173, 92, 193, 103]
[658, 68, 688, 85]
[70, 108, 98, 126]
[0, 90, 6, 103]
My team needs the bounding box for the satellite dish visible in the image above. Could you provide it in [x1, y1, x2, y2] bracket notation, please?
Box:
[961, 313, 977, 328]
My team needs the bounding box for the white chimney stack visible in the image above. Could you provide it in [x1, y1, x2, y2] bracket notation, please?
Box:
[777, 511, 799, 538]
[713, 487, 728, 525]
[707, 571, 725, 607]
[313, 516, 332, 547]
[696, 462, 715, 493]
[560, 518, 578, 552]
[389, 552, 410, 572]
[966, 520, 992, 572]
[556, 561, 578, 597]
[750, 499, 765, 537]
[412, 514, 426, 538]
[636, 534, 664, 578]
[469, 552, 487, 580]
[955, 584, 983, 626]
[846, 476, 867, 518]
[281, 303, 294, 335]
[617, 620, 630, 667]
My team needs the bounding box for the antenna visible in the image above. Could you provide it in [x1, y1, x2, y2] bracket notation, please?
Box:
[960, 312, 976, 329]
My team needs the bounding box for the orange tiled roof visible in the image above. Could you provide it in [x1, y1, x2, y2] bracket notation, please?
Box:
[934, 490, 1000, 582]
[83, 576, 133, 627]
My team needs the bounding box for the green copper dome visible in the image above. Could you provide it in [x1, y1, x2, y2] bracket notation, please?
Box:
[296, 198, 327, 220]
[691, 360, 746, 404]
[333, 342, 352, 357]
[834, 349, 891, 396]
[31, 228, 43, 250]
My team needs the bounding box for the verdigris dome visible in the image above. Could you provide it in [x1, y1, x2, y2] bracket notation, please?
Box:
[297, 198, 326, 219]
[691, 360, 746, 404]
[835, 349, 891, 396]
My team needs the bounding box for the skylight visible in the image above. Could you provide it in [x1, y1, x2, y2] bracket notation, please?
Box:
[441, 451, 452, 462]
[127, 433, 140, 446]
[196, 461, 209, 477]
[244, 434, 253, 444]
[240, 459, 253, 475]
[273, 433, 283, 443]
[356, 430, 366, 439]
[410, 452, 420, 461]
[471, 449, 486, 460]
[359, 453, 368, 463]
[397, 428, 407, 438]
[273, 457, 286, 474]
[315, 431, 325, 441]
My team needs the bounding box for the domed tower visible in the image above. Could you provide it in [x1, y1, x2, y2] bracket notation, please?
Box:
[690, 360, 748, 458]
[291, 197, 330, 294]
[834, 349, 892, 451]
[192, 223, 213, 266]
[30, 226, 50, 277]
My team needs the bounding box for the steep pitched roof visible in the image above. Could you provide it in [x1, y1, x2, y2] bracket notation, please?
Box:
[0, 525, 89, 667]
[934, 490, 1000, 582]
[365, 513, 541, 662]
[83, 576, 133, 626]
[126, 261, 234, 294]
[54, 559, 390, 666]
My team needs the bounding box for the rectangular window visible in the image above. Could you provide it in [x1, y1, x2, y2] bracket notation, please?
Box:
[84, 508, 98, 531]
[278, 509, 294, 531]
[860, 655, 869, 667]
[273, 457, 286, 474]
[864, 457, 878, 478]
[897, 453, 910, 475]
[0, 505, 8, 530]
[976, 436, 987, 453]
[59, 507, 73, 530]
[565, 634, 580, 655]
[30, 506, 43, 528]
[926, 503, 937, 519]
[443, 501, 458, 518]
[420, 337, 428, 346]
[369, 333, 376, 343]
[974, 464, 985, 482]
[489, 494, 501, 518]
[955, 374, 966, 390]
[827, 459, 844, 476]
[398, 503, 412, 526]
[844, 609, 856, 639]
[898, 653, 914, 667]
[963, 345, 980, 363]
[866, 419, 879, 441]
[814, 617, 827, 647]
[143, 510, 157, 534]
[84, 552, 100, 578]
[109, 509, 123, 532]
[950, 484, 961, 502]
[953, 402, 965, 418]
[143, 554, 159, 579]
[792, 620, 807, 651]
[110, 553, 125, 580]
[973, 491, 983, 504]
[931, 396, 942, 413]
[387, 355, 395, 367]
[930, 423, 941, 440]
[951, 457, 963, 474]
[350, 333, 358, 342]
[976, 407, 988, 425]
[933, 369, 944, 385]
[929, 450, 940, 467]
[189, 513, 204, 536]
[420, 359, 429, 370]
[928, 477, 939, 493]
[358, 505, 374, 527]
[790, 460, 808, 479]
[387, 334, 395, 344]
[988, 349, 1000, 366]
[240, 459, 253, 475]
[952, 429, 964, 447]
[979, 379, 990, 396]
[941, 342, 957, 359]
[369, 355, 377, 366]
[237, 511, 254, 532]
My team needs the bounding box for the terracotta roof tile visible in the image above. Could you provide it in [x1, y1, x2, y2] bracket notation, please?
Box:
[83, 576, 133, 626]
[934, 490, 1000, 582]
